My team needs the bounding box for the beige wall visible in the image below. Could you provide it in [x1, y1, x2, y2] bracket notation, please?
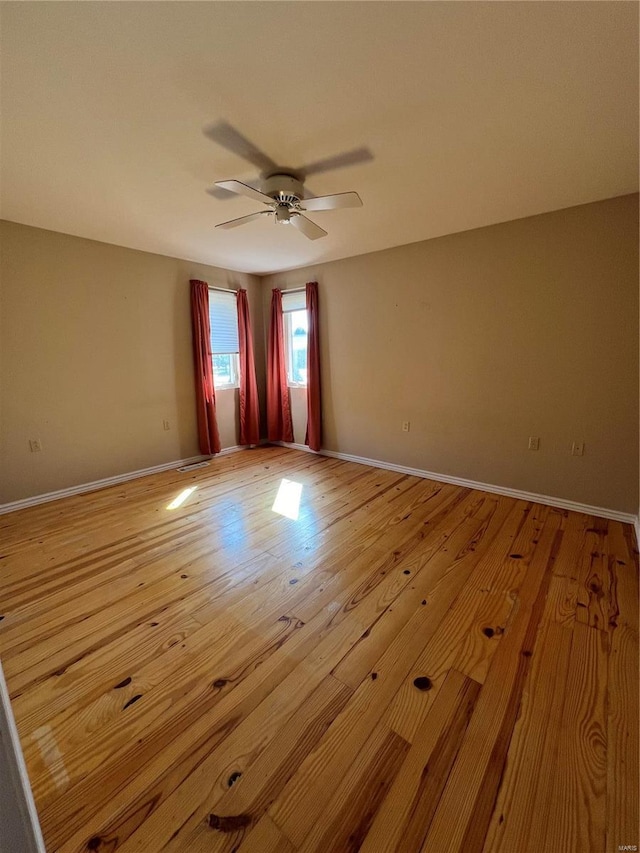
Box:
[3, 195, 637, 513]
[0, 221, 265, 503]
[264, 194, 639, 515]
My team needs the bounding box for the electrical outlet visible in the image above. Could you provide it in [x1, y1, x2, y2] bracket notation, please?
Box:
[163, 419, 170, 431]
[571, 441, 585, 457]
[29, 439, 42, 453]
[402, 421, 410, 433]
[528, 436, 540, 451]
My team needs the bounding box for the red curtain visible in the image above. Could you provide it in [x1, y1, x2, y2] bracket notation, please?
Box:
[237, 289, 260, 446]
[305, 281, 322, 451]
[190, 280, 221, 455]
[267, 289, 294, 442]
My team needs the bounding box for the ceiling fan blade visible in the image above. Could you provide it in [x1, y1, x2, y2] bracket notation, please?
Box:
[298, 147, 373, 179]
[216, 211, 271, 230]
[206, 185, 243, 200]
[215, 180, 275, 205]
[203, 121, 279, 175]
[291, 214, 328, 241]
[301, 191, 362, 211]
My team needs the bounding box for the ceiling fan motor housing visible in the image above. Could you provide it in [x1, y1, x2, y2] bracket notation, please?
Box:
[262, 174, 304, 205]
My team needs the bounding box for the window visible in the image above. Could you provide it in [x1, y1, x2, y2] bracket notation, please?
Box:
[209, 289, 239, 389]
[282, 290, 308, 387]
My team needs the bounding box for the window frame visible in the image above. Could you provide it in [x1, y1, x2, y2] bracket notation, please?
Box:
[208, 287, 240, 391]
[281, 287, 309, 388]
[283, 306, 308, 389]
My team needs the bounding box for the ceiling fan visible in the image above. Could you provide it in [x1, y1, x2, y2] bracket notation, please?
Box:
[204, 121, 371, 240]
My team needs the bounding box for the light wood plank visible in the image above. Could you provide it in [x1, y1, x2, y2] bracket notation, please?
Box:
[236, 814, 296, 853]
[359, 669, 480, 853]
[481, 619, 574, 852]
[605, 521, 638, 853]
[542, 622, 608, 852]
[297, 721, 409, 853]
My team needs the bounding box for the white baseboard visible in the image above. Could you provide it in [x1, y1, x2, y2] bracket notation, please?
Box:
[3, 441, 637, 529]
[276, 442, 637, 526]
[277, 441, 321, 454]
[0, 446, 249, 516]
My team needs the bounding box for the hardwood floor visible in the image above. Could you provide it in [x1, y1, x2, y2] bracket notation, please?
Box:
[0, 446, 637, 853]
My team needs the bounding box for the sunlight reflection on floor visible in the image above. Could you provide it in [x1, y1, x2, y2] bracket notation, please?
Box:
[166, 486, 197, 510]
[272, 479, 303, 520]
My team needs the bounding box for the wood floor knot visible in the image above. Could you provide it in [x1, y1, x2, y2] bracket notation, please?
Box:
[122, 694, 142, 710]
[208, 813, 251, 832]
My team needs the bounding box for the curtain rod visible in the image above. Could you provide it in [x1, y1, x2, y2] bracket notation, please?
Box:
[208, 285, 238, 294]
[209, 284, 309, 294]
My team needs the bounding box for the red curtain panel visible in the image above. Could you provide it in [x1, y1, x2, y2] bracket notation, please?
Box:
[189, 280, 221, 455]
[267, 289, 294, 442]
[237, 289, 260, 446]
[305, 281, 322, 451]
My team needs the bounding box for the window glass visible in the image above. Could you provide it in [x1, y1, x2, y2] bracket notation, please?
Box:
[209, 289, 239, 388]
[284, 307, 308, 386]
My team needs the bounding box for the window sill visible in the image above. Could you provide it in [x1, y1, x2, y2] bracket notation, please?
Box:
[214, 384, 240, 392]
[287, 384, 308, 390]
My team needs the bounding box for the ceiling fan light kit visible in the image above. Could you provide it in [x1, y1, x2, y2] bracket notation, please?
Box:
[274, 205, 292, 225]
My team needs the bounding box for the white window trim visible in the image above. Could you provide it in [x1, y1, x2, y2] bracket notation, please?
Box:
[208, 285, 240, 390]
[283, 308, 308, 389]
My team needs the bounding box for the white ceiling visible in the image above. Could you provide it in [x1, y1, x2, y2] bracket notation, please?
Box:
[1, 2, 638, 275]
